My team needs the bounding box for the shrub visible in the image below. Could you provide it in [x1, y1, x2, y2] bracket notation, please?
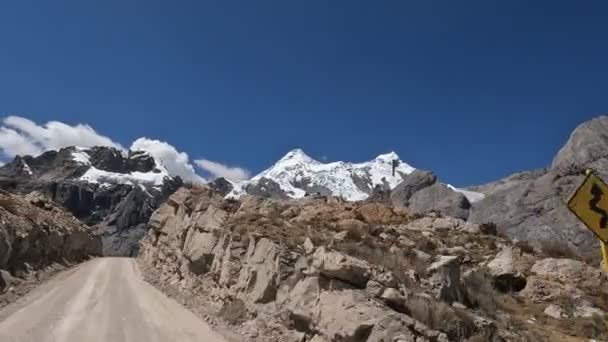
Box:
[514, 240, 535, 255]
[406, 295, 477, 340]
[463, 270, 497, 314]
[479, 222, 498, 236]
[540, 240, 576, 259]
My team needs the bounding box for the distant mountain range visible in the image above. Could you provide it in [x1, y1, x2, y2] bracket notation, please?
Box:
[215, 148, 484, 203]
[2, 115, 608, 259]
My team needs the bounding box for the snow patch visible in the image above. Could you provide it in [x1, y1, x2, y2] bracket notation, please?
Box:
[74, 147, 173, 190]
[71, 149, 91, 165]
[80, 166, 170, 187]
[21, 161, 33, 175]
[447, 184, 486, 203]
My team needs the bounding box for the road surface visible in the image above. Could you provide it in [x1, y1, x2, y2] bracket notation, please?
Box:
[0, 258, 231, 342]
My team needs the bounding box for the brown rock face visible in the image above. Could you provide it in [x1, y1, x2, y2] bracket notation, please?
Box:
[138, 185, 608, 342]
[0, 190, 101, 278]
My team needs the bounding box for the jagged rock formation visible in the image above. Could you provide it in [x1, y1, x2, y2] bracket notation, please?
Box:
[0, 190, 100, 287]
[469, 116, 608, 258]
[138, 185, 607, 341]
[388, 170, 472, 220]
[0, 146, 181, 256]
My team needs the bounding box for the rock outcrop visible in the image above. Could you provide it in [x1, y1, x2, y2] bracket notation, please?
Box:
[138, 185, 607, 341]
[469, 117, 608, 258]
[388, 170, 472, 220]
[0, 189, 101, 287]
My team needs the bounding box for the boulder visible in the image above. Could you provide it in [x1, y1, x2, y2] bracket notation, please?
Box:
[311, 247, 372, 287]
[530, 258, 605, 289]
[574, 305, 605, 319]
[380, 288, 407, 310]
[281, 276, 320, 331]
[366, 280, 385, 297]
[390, 170, 438, 206]
[303, 237, 315, 255]
[463, 222, 481, 234]
[314, 289, 387, 341]
[486, 247, 530, 292]
[428, 256, 464, 304]
[520, 277, 586, 304]
[0, 269, 16, 291]
[409, 183, 471, 220]
[236, 236, 281, 303]
[308, 335, 329, 342]
[405, 217, 435, 231]
[368, 312, 449, 342]
[544, 304, 566, 319]
[432, 217, 465, 232]
[182, 206, 229, 274]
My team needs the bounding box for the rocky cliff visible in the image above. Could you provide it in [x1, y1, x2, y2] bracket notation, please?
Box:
[0, 146, 181, 256]
[469, 116, 608, 259]
[0, 190, 101, 291]
[138, 186, 607, 341]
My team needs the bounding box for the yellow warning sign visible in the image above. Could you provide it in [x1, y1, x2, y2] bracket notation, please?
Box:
[568, 171, 608, 243]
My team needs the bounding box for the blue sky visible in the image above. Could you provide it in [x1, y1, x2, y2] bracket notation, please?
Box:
[0, 1, 606, 186]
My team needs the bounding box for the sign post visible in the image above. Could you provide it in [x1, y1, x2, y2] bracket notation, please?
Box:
[601, 239, 608, 273]
[567, 169, 608, 272]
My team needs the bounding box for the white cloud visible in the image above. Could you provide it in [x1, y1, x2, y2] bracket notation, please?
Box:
[194, 159, 250, 182]
[131, 138, 206, 184]
[0, 115, 250, 185]
[0, 116, 122, 157]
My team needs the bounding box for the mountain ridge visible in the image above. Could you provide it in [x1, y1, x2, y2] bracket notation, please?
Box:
[0, 146, 182, 256]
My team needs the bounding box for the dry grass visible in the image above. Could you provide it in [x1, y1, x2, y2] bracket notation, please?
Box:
[405, 295, 477, 340]
[462, 270, 498, 315]
[540, 240, 576, 259]
[335, 241, 428, 286]
[514, 240, 535, 255]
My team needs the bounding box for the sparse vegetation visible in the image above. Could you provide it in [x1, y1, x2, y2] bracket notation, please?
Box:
[462, 270, 498, 314]
[514, 240, 535, 255]
[405, 295, 477, 340]
[540, 240, 576, 259]
[479, 222, 498, 236]
[335, 241, 428, 285]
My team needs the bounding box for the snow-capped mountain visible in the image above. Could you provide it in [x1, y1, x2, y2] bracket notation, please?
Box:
[0, 146, 182, 256]
[227, 149, 415, 201]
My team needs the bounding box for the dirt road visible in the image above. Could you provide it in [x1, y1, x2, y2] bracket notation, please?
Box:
[0, 258, 230, 342]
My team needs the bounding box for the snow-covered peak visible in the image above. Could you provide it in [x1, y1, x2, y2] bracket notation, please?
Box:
[277, 149, 318, 164]
[69, 147, 174, 190]
[229, 149, 416, 201]
[374, 151, 400, 162]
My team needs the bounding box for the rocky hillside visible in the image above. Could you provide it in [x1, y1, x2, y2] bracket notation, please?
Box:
[0, 190, 100, 290]
[468, 116, 608, 259]
[138, 185, 607, 342]
[0, 146, 181, 256]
